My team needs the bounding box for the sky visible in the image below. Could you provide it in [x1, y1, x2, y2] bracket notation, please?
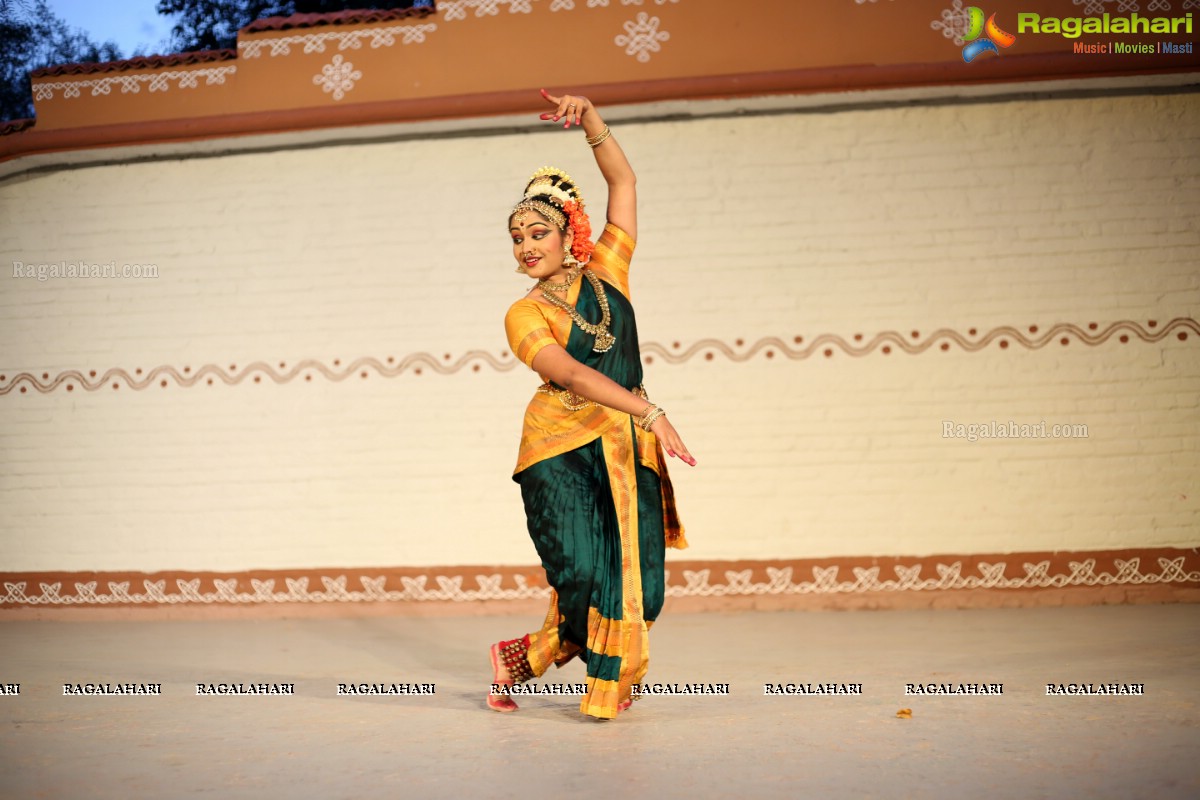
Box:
[46, 0, 177, 57]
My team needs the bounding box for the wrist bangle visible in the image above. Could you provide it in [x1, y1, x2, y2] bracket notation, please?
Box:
[639, 404, 666, 432]
[586, 125, 612, 148]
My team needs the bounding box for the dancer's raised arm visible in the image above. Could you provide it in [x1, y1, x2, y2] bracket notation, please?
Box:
[540, 89, 636, 240]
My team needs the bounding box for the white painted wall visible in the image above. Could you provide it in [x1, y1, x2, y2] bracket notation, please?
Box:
[1, 90, 1197, 572]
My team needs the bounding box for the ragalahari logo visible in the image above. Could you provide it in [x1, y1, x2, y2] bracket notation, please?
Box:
[961, 7, 1017, 62]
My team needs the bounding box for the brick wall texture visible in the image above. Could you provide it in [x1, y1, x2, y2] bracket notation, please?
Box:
[1, 91, 1197, 572]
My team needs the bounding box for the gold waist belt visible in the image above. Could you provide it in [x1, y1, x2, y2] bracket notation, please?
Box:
[536, 382, 647, 412]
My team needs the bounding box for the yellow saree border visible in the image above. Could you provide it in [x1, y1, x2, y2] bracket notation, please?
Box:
[577, 421, 652, 718]
[526, 589, 584, 676]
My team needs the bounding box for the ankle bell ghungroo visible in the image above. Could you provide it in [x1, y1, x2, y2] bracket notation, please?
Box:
[500, 637, 534, 684]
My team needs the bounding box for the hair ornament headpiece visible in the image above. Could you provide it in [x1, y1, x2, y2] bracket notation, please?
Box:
[524, 166, 585, 208]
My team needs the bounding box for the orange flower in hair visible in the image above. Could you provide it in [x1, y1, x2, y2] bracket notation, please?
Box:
[564, 200, 594, 263]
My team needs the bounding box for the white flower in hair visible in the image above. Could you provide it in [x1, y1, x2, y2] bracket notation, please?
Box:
[526, 166, 586, 210]
[526, 184, 574, 206]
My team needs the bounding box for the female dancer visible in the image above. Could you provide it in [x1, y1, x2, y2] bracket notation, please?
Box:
[489, 89, 696, 720]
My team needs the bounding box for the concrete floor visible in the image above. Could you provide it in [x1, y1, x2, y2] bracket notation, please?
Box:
[1, 604, 1198, 799]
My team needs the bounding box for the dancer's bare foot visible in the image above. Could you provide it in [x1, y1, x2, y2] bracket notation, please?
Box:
[486, 642, 519, 712]
[618, 688, 643, 713]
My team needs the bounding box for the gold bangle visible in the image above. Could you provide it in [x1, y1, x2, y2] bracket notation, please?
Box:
[639, 403, 666, 432]
[586, 125, 612, 148]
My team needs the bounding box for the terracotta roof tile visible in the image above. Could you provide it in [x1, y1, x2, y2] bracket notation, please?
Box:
[31, 50, 237, 79]
[0, 118, 35, 137]
[242, 5, 435, 34]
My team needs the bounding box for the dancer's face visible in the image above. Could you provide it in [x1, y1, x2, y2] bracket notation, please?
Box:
[510, 211, 571, 281]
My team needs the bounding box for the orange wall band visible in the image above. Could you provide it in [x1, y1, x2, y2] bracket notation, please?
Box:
[4, 53, 1199, 163]
[3, 548, 1197, 619]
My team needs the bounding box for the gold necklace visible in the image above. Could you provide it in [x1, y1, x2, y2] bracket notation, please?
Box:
[537, 264, 582, 293]
[540, 268, 615, 353]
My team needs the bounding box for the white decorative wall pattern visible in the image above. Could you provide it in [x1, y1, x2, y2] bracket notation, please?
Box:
[32, 66, 237, 101]
[313, 55, 362, 101]
[3, 556, 1196, 607]
[238, 23, 437, 58]
[439, 0, 530, 19]
[616, 12, 670, 61]
[1075, 0, 1140, 13]
[440, 0, 684, 18]
[932, 0, 971, 45]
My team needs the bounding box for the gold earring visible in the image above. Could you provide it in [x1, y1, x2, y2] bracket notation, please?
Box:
[515, 264, 528, 274]
[563, 245, 579, 268]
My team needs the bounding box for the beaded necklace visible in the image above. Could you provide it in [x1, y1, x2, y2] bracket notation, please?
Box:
[539, 268, 615, 353]
[536, 264, 582, 293]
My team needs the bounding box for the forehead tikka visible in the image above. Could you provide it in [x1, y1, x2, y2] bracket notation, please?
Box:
[510, 199, 566, 231]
